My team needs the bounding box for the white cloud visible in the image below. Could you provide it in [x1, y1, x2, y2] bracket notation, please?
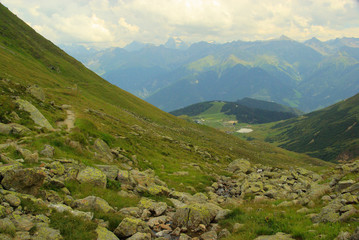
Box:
[1, 0, 359, 47]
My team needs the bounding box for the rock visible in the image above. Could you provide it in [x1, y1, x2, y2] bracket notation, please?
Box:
[96, 226, 119, 240]
[1, 168, 45, 196]
[342, 183, 359, 194]
[0, 123, 12, 135]
[32, 226, 63, 240]
[218, 228, 231, 239]
[15, 99, 54, 130]
[201, 231, 217, 240]
[16, 147, 38, 163]
[40, 145, 55, 158]
[233, 223, 245, 232]
[0, 218, 16, 235]
[119, 207, 142, 218]
[147, 184, 170, 196]
[117, 170, 135, 190]
[147, 216, 168, 228]
[0, 206, 7, 218]
[113, 217, 151, 238]
[337, 180, 356, 192]
[4, 194, 21, 207]
[308, 184, 331, 200]
[254, 232, 295, 240]
[94, 138, 114, 162]
[77, 167, 107, 188]
[12, 214, 34, 231]
[335, 231, 351, 240]
[0, 123, 30, 136]
[74, 196, 115, 213]
[27, 85, 45, 102]
[179, 233, 192, 240]
[96, 165, 119, 180]
[127, 232, 151, 240]
[49, 203, 94, 221]
[227, 159, 251, 174]
[138, 198, 167, 216]
[0, 163, 22, 177]
[172, 203, 217, 231]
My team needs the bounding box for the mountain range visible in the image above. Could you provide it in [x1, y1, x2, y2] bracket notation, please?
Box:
[61, 36, 359, 112]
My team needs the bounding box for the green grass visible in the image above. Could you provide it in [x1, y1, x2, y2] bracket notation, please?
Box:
[49, 211, 97, 240]
[220, 203, 359, 240]
[65, 181, 140, 210]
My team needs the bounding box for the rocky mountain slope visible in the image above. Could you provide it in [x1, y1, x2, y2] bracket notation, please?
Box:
[0, 3, 359, 240]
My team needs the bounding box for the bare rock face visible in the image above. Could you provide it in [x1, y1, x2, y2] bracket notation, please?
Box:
[1, 168, 45, 196]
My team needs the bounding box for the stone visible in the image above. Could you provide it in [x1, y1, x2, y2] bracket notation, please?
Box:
[94, 138, 114, 162]
[201, 231, 217, 240]
[138, 198, 167, 216]
[147, 216, 168, 228]
[227, 159, 251, 174]
[127, 232, 151, 240]
[40, 145, 55, 158]
[4, 194, 21, 207]
[77, 167, 107, 188]
[27, 85, 45, 102]
[15, 99, 54, 130]
[113, 217, 151, 238]
[46, 161, 65, 175]
[0, 206, 7, 218]
[254, 232, 295, 240]
[96, 165, 119, 180]
[172, 203, 217, 231]
[119, 207, 142, 218]
[1, 168, 45, 196]
[0, 123, 30, 136]
[179, 233, 192, 240]
[0, 218, 16, 235]
[96, 226, 119, 240]
[32, 226, 63, 240]
[218, 228, 231, 239]
[147, 184, 170, 196]
[12, 214, 34, 231]
[74, 196, 115, 213]
[17, 147, 38, 163]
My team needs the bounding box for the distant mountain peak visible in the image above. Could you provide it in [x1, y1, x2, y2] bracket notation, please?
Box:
[164, 37, 189, 50]
[279, 35, 293, 41]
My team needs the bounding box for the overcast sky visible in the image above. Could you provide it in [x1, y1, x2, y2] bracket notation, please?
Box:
[2, 0, 359, 48]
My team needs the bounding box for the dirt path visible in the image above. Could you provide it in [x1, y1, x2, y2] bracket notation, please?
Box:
[57, 107, 75, 132]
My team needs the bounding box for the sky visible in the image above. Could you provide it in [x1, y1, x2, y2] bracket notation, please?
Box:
[2, 0, 359, 48]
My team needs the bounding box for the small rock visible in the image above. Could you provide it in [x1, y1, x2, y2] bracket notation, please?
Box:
[40, 145, 55, 158]
[77, 167, 107, 188]
[96, 226, 119, 240]
[113, 217, 151, 238]
[201, 230, 217, 240]
[4, 194, 21, 207]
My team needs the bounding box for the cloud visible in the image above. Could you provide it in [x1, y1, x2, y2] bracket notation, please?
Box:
[2, 0, 359, 47]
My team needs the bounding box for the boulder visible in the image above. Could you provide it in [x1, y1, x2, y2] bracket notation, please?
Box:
[138, 198, 167, 216]
[32, 225, 63, 240]
[96, 165, 119, 180]
[96, 226, 119, 240]
[27, 85, 45, 102]
[4, 194, 21, 207]
[15, 99, 54, 130]
[127, 232, 151, 240]
[201, 231, 217, 240]
[74, 196, 115, 213]
[119, 207, 142, 218]
[1, 168, 45, 196]
[0, 123, 30, 136]
[77, 167, 107, 188]
[254, 232, 295, 240]
[113, 217, 151, 238]
[40, 145, 55, 158]
[172, 203, 217, 231]
[227, 159, 252, 174]
[94, 138, 113, 162]
[12, 214, 34, 231]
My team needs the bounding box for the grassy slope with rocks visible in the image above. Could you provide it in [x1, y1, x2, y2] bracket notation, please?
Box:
[1, 3, 359, 240]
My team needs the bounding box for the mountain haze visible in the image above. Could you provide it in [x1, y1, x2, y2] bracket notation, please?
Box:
[64, 37, 359, 112]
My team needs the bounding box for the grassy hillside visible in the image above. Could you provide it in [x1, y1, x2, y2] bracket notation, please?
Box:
[0, 2, 328, 195]
[244, 93, 359, 162]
